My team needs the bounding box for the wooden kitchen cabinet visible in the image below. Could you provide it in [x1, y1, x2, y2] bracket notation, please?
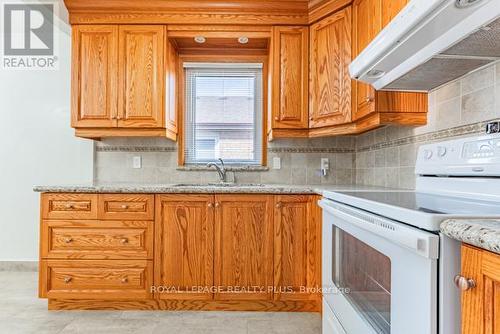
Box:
[309, 7, 352, 129]
[154, 194, 214, 300]
[72, 25, 177, 140]
[352, 0, 427, 124]
[269, 26, 309, 138]
[460, 245, 500, 334]
[274, 195, 321, 302]
[71, 25, 118, 129]
[214, 194, 274, 301]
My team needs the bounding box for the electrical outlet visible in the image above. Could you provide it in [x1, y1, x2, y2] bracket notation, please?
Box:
[320, 158, 329, 176]
[132, 156, 142, 169]
[273, 157, 281, 169]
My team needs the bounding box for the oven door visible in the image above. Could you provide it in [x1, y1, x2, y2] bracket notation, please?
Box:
[319, 199, 439, 334]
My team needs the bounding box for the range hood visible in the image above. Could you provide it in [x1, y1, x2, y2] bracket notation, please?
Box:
[349, 0, 500, 92]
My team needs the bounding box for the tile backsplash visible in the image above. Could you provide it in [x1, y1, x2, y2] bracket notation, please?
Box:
[94, 62, 500, 189]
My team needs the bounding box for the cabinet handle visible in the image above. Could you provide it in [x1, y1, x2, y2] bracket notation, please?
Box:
[121, 204, 129, 209]
[64, 277, 72, 283]
[365, 97, 374, 103]
[214, 202, 220, 208]
[276, 202, 282, 208]
[454, 275, 476, 291]
[120, 238, 129, 244]
[274, 116, 279, 121]
[208, 203, 213, 208]
[64, 238, 73, 244]
[121, 277, 128, 284]
[65, 204, 74, 209]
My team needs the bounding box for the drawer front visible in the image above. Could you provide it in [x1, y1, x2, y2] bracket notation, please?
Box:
[40, 260, 153, 300]
[41, 221, 153, 259]
[42, 194, 98, 220]
[98, 194, 154, 220]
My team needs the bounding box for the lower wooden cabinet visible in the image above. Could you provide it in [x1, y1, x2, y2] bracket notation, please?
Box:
[39, 192, 321, 311]
[460, 245, 500, 334]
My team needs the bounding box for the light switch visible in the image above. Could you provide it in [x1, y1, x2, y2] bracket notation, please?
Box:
[273, 157, 281, 169]
[132, 156, 142, 169]
[321, 158, 329, 176]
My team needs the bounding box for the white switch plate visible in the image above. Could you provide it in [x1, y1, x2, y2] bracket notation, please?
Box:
[132, 156, 142, 169]
[273, 157, 281, 169]
[321, 158, 329, 169]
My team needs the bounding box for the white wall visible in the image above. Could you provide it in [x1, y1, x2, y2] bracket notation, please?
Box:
[0, 0, 94, 261]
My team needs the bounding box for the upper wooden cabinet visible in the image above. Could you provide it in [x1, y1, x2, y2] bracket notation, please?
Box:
[71, 25, 178, 140]
[309, 7, 352, 128]
[71, 25, 118, 129]
[118, 25, 165, 128]
[270, 26, 309, 131]
[382, 0, 408, 27]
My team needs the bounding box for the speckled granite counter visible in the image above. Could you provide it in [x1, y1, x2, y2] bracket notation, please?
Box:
[441, 219, 500, 255]
[33, 183, 394, 195]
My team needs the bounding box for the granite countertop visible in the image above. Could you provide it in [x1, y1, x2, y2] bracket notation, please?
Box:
[33, 183, 395, 195]
[441, 219, 500, 255]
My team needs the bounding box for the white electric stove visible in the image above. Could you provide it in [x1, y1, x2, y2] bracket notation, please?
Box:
[319, 132, 500, 334]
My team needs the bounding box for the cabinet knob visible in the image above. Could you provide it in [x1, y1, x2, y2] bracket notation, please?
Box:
[65, 204, 74, 209]
[64, 277, 72, 283]
[454, 275, 476, 291]
[64, 238, 73, 244]
[276, 202, 282, 208]
[214, 202, 220, 208]
[120, 238, 129, 244]
[274, 116, 279, 121]
[121, 204, 129, 209]
[365, 97, 374, 103]
[121, 277, 128, 284]
[208, 203, 213, 208]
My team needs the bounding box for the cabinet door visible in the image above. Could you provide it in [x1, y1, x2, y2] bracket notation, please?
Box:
[461, 245, 500, 334]
[352, 0, 382, 120]
[382, 0, 408, 28]
[165, 39, 178, 140]
[274, 195, 321, 302]
[271, 26, 309, 129]
[118, 25, 165, 128]
[71, 25, 118, 128]
[155, 195, 214, 300]
[310, 7, 352, 128]
[214, 195, 273, 301]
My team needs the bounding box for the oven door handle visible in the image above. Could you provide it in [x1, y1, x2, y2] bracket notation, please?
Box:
[319, 199, 439, 259]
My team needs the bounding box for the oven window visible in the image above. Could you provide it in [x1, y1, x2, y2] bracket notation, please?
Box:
[332, 228, 391, 334]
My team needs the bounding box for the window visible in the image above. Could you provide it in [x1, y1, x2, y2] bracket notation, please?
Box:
[184, 63, 263, 165]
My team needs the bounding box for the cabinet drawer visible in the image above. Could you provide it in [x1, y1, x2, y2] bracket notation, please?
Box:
[42, 194, 98, 219]
[40, 260, 153, 300]
[98, 194, 154, 220]
[41, 221, 153, 259]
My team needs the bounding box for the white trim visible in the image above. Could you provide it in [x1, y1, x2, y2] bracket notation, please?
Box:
[183, 62, 263, 69]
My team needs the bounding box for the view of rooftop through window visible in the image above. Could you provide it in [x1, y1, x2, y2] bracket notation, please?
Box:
[184, 64, 263, 164]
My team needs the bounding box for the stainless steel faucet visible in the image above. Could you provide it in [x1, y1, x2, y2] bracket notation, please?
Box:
[207, 158, 227, 183]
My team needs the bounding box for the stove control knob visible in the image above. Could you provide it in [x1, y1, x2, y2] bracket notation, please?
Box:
[424, 149, 433, 160]
[437, 146, 447, 157]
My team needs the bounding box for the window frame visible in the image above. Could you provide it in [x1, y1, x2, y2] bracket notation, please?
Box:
[177, 55, 268, 167]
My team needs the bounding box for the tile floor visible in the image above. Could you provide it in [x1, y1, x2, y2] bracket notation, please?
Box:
[0, 272, 321, 334]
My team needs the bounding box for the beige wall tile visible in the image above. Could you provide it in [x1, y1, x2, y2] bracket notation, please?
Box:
[436, 97, 461, 130]
[461, 86, 495, 124]
[461, 66, 494, 95]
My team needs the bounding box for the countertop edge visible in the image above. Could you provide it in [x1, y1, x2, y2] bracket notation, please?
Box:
[441, 219, 500, 255]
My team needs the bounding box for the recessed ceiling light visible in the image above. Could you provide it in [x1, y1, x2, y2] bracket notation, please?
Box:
[194, 36, 206, 44]
[238, 36, 249, 44]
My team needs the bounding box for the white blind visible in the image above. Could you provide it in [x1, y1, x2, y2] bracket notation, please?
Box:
[184, 63, 263, 165]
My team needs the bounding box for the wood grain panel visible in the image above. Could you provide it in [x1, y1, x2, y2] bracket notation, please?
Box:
[461, 245, 484, 334]
[41, 259, 153, 300]
[41, 220, 153, 260]
[75, 128, 169, 139]
[71, 25, 118, 129]
[309, 7, 352, 128]
[375, 91, 428, 113]
[42, 194, 98, 220]
[98, 194, 154, 220]
[271, 26, 309, 130]
[482, 250, 500, 334]
[165, 38, 178, 140]
[118, 25, 165, 128]
[381, 0, 407, 28]
[214, 194, 273, 301]
[155, 195, 214, 300]
[48, 298, 320, 312]
[273, 195, 321, 301]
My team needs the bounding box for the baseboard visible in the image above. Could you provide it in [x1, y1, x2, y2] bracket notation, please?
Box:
[0, 261, 38, 272]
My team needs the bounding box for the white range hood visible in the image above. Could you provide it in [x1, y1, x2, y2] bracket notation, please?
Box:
[349, 0, 500, 92]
